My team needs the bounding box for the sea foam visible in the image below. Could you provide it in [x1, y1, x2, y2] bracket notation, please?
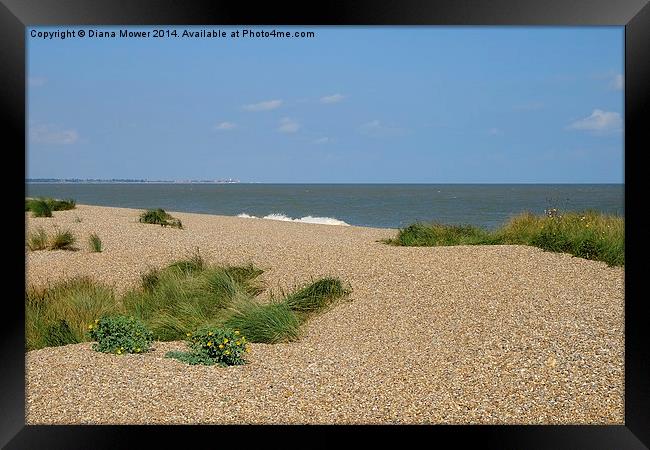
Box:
[237, 213, 349, 226]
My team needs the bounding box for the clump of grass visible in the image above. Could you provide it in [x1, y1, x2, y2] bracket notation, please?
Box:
[140, 267, 161, 293]
[49, 228, 77, 251]
[88, 233, 102, 252]
[26, 197, 76, 214]
[166, 249, 204, 275]
[385, 222, 495, 247]
[122, 256, 263, 341]
[139, 208, 183, 229]
[26, 277, 119, 351]
[387, 210, 624, 267]
[28, 199, 52, 218]
[223, 299, 301, 344]
[27, 250, 351, 351]
[46, 198, 76, 211]
[283, 277, 350, 314]
[27, 227, 49, 251]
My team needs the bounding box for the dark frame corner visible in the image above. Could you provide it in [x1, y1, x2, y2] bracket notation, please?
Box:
[2, 0, 648, 448]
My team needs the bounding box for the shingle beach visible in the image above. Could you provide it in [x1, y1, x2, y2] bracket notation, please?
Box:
[25, 205, 624, 424]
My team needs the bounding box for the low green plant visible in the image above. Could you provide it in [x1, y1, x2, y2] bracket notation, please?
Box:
[224, 299, 301, 343]
[27, 227, 49, 251]
[122, 257, 263, 341]
[165, 326, 248, 366]
[283, 277, 350, 314]
[88, 233, 102, 252]
[166, 249, 204, 274]
[26, 277, 118, 351]
[386, 222, 494, 247]
[29, 199, 52, 218]
[47, 198, 76, 211]
[139, 208, 183, 229]
[49, 228, 76, 250]
[140, 267, 161, 293]
[26, 197, 76, 214]
[88, 315, 153, 355]
[386, 210, 624, 266]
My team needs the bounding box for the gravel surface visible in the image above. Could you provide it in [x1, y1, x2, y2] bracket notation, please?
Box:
[25, 205, 624, 424]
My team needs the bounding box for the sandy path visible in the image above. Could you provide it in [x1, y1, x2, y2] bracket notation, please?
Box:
[25, 205, 624, 424]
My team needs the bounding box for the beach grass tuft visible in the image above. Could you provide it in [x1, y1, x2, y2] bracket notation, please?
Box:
[386, 210, 624, 266]
[49, 228, 77, 251]
[223, 299, 301, 344]
[46, 198, 76, 211]
[28, 199, 53, 218]
[26, 197, 76, 215]
[26, 249, 349, 350]
[27, 227, 49, 251]
[26, 277, 118, 351]
[88, 233, 103, 252]
[139, 208, 183, 229]
[122, 256, 263, 341]
[283, 277, 350, 314]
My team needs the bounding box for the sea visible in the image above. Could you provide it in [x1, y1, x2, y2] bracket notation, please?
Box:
[25, 183, 624, 230]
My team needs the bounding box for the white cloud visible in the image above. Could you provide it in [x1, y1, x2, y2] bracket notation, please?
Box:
[29, 124, 79, 144]
[242, 99, 283, 111]
[611, 74, 623, 90]
[359, 120, 406, 137]
[567, 109, 622, 133]
[28, 77, 47, 87]
[214, 121, 236, 130]
[488, 128, 503, 136]
[277, 117, 300, 133]
[313, 137, 330, 144]
[320, 94, 345, 104]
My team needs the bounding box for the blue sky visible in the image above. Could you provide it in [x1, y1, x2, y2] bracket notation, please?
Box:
[27, 26, 624, 183]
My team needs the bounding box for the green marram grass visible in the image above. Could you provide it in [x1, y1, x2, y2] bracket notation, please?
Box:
[26, 252, 350, 351]
[26, 227, 78, 251]
[27, 227, 49, 251]
[26, 197, 76, 215]
[88, 233, 103, 252]
[283, 277, 350, 314]
[49, 228, 77, 251]
[26, 277, 119, 351]
[386, 210, 624, 267]
[139, 208, 183, 229]
[223, 299, 301, 344]
[28, 199, 52, 218]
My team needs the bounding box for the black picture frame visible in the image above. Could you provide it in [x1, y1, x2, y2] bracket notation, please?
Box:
[3, 0, 648, 447]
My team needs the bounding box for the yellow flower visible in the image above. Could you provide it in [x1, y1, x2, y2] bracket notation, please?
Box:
[94, 319, 99, 323]
[224, 350, 230, 355]
[236, 341, 241, 345]
[88, 324, 94, 330]
[135, 348, 141, 353]
[219, 344, 224, 349]
[234, 330, 240, 335]
[245, 346, 250, 353]
[116, 349, 122, 355]
[186, 332, 192, 337]
[208, 331, 213, 336]
[223, 338, 229, 343]
[207, 341, 213, 347]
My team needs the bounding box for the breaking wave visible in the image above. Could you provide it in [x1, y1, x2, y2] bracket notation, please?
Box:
[236, 212, 349, 226]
